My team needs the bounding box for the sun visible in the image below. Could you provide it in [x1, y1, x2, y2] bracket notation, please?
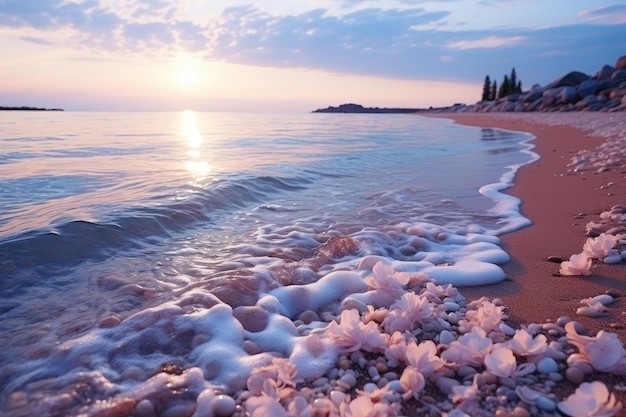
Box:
[176, 63, 200, 88]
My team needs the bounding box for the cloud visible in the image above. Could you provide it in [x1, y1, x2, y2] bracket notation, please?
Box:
[446, 35, 525, 49]
[578, 4, 626, 23]
[1, 0, 625, 87]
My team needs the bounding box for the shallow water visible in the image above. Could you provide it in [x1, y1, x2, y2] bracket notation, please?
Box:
[0, 111, 535, 413]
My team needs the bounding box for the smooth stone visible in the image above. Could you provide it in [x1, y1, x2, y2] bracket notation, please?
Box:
[439, 330, 455, 345]
[603, 254, 622, 264]
[213, 395, 236, 417]
[444, 301, 460, 312]
[535, 396, 556, 411]
[436, 377, 460, 395]
[548, 372, 563, 382]
[330, 390, 347, 407]
[512, 406, 531, 417]
[499, 323, 515, 336]
[556, 316, 573, 327]
[536, 357, 559, 374]
[565, 367, 585, 384]
[135, 399, 154, 417]
[591, 294, 615, 305]
[547, 256, 563, 263]
[339, 373, 356, 389]
[457, 365, 477, 379]
[233, 306, 269, 332]
[576, 306, 603, 317]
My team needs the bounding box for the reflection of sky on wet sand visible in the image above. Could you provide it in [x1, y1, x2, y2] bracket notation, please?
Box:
[182, 110, 211, 179]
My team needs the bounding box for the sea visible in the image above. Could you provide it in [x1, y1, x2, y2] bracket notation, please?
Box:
[0, 111, 536, 415]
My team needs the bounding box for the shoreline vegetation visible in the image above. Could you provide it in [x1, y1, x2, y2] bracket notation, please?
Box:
[0, 106, 64, 111]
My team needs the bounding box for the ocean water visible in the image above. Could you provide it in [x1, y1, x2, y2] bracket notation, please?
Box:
[0, 111, 535, 415]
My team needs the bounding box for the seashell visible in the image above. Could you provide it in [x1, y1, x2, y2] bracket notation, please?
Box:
[515, 362, 536, 377]
[515, 385, 542, 404]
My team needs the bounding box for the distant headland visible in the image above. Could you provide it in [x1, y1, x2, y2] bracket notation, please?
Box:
[312, 103, 431, 114]
[0, 106, 64, 111]
[313, 54, 626, 114]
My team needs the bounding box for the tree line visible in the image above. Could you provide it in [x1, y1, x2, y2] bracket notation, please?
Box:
[481, 68, 522, 101]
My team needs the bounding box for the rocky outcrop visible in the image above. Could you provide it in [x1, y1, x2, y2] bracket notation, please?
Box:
[448, 55, 626, 113]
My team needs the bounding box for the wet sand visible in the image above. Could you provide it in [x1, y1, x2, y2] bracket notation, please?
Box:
[430, 113, 626, 343]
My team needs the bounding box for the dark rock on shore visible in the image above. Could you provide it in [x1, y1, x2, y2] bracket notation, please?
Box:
[436, 55, 626, 113]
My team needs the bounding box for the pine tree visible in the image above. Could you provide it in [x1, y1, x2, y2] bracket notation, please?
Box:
[510, 68, 517, 94]
[491, 80, 497, 101]
[498, 75, 510, 99]
[481, 75, 491, 101]
[516, 80, 522, 94]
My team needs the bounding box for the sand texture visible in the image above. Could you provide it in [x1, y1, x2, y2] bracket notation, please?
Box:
[430, 113, 626, 342]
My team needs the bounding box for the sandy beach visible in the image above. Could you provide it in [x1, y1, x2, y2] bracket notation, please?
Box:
[430, 114, 626, 341]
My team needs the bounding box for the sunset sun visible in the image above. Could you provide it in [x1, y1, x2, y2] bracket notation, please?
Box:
[175, 63, 200, 88]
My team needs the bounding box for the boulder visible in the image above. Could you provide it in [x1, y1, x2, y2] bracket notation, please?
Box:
[559, 86, 579, 104]
[576, 79, 599, 98]
[612, 69, 626, 81]
[622, 95, 626, 105]
[615, 55, 626, 70]
[521, 89, 542, 103]
[545, 71, 589, 88]
[594, 65, 615, 80]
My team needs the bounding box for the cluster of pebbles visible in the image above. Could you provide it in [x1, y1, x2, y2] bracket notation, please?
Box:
[167, 287, 625, 417]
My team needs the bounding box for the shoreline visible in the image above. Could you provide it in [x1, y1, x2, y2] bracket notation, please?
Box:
[426, 114, 626, 343]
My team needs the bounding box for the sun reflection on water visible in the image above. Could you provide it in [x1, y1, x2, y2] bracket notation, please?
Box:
[182, 110, 211, 178]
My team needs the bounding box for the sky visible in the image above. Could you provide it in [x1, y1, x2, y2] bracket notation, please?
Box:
[0, 0, 625, 112]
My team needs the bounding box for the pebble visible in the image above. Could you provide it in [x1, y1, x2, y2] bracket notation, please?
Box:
[512, 406, 531, 417]
[444, 302, 460, 312]
[436, 377, 460, 395]
[591, 294, 615, 305]
[439, 330, 455, 345]
[556, 316, 573, 327]
[547, 256, 563, 263]
[535, 395, 556, 411]
[548, 372, 563, 382]
[457, 366, 476, 380]
[338, 373, 356, 390]
[536, 357, 559, 374]
[329, 390, 346, 407]
[576, 306, 603, 317]
[135, 399, 154, 417]
[213, 395, 236, 417]
[499, 323, 515, 336]
[603, 254, 623, 264]
[565, 367, 585, 385]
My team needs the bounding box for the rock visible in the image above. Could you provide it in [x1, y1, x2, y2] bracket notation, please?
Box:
[233, 306, 269, 332]
[612, 69, 626, 81]
[560, 86, 579, 104]
[595, 64, 615, 80]
[616, 55, 626, 70]
[546, 71, 590, 89]
[577, 79, 599, 98]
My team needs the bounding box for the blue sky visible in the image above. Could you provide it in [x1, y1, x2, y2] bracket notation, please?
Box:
[1, 0, 625, 111]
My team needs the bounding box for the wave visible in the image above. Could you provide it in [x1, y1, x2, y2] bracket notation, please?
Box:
[0, 174, 311, 277]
